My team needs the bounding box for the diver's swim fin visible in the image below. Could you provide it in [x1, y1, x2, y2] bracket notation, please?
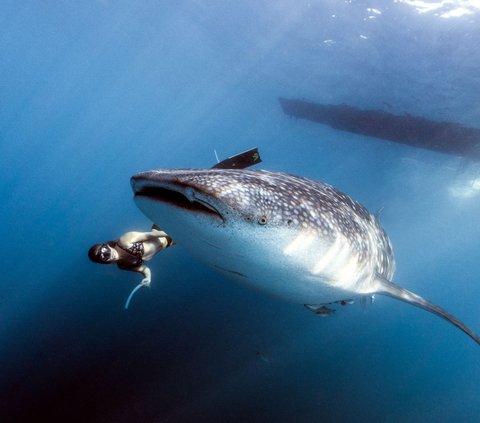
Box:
[124, 283, 146, 310]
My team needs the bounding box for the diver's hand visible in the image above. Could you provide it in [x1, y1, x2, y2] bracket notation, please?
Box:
[141, 267, 151, 287]
[124, 266, 151, 310]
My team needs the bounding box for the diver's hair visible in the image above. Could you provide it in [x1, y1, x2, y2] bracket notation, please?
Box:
[88, 243, 110, 264]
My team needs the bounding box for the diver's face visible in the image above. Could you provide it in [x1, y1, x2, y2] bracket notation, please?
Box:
[99, 245, 114, 263]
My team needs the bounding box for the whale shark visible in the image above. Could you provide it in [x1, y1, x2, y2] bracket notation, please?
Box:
[131, 168, 480, 346]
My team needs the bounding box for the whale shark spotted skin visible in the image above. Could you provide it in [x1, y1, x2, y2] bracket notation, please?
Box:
[131, 168, 480, 346]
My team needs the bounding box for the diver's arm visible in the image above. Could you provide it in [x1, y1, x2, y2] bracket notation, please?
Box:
[118, 229, 169, 246]
[139, 265, 151, 286]
[117, 263, 152, 286]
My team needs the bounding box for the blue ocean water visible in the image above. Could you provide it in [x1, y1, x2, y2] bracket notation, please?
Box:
[1, 1, 480, 421]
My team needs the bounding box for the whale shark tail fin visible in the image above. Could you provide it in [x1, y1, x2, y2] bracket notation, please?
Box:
[374, 275, 480, 346]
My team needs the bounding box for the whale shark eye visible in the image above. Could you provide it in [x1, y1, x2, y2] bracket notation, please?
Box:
[258, 215, 268, 225]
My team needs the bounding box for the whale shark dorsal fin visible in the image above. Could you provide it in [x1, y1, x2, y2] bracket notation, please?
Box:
[374, 275, 480, 346]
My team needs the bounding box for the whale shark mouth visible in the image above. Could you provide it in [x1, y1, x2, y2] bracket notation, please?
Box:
[133, 183, 224, 221]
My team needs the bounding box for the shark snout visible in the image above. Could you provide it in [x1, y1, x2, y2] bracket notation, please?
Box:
[131, 169, 225, 221]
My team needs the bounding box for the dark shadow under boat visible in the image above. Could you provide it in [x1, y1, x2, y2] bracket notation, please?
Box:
[279, 98, 480, 160]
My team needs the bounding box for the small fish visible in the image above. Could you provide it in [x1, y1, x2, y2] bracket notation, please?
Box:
[304, 304, 336, 316]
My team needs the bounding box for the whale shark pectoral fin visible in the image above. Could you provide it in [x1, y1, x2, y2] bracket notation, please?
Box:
[374, 276, 480, 346]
